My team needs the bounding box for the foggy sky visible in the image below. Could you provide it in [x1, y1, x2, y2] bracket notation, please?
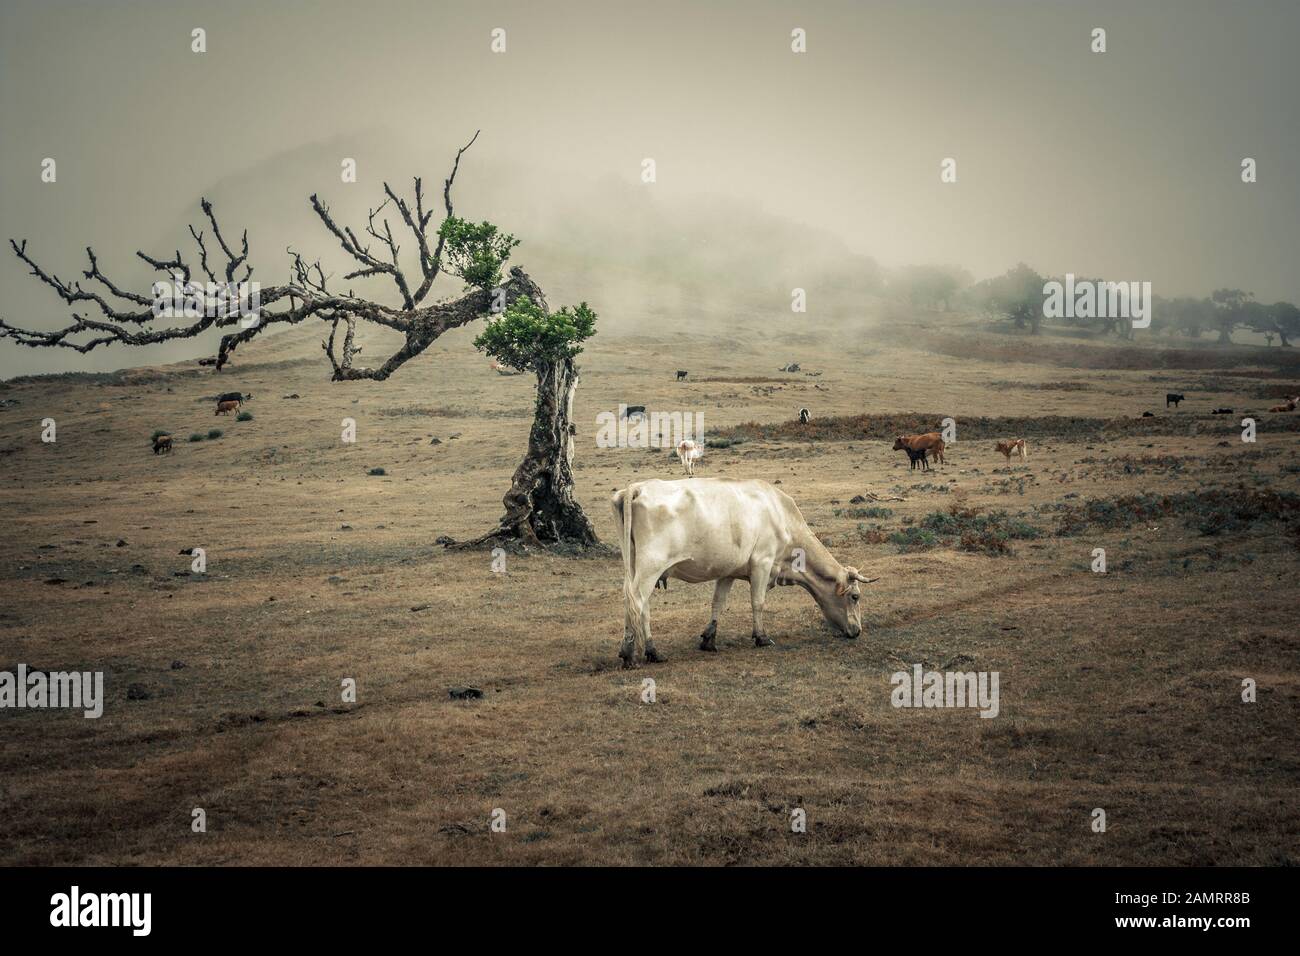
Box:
[2, 0, 1297, 377]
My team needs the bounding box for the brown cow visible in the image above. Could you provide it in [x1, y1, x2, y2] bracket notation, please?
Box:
[894, 433, 946, 467]
[1268, 397, 1297, 413]
[152, 435, 173, 455]
[215, 400, 240, 415]
[995, 438, 1028, 462]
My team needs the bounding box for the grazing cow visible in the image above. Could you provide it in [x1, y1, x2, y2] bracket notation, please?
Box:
[622, 404, 647, 421]
[894, 432, 946, 467]
[216, 391, 249, 405]
[152, 434, 173, 455]
[676, 438, 704, 476]
[995, 438, 1028, 462]
[215, 400, 240, 415]
[610, 478, 874, 666]
[799, 407, 811, 424]
[1166, 393, 1185, 408]
[676, 370, 689, 381]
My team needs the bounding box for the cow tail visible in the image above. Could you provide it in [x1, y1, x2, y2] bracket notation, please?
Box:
[612, 488, 636, 592]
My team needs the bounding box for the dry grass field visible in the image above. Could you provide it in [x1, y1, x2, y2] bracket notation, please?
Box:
[1, 311, 1297, 865]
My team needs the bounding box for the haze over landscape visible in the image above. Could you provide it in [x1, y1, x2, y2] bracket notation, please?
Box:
[1, 0, 1297, 872]
[3, 0, 1298, 376]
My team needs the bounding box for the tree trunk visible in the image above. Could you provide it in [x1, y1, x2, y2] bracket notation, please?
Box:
[456, 356, 599, 551]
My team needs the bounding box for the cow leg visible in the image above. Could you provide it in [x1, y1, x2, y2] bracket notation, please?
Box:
[618, 593, 638, 666]
[642, 587, 666, 664]
[699, 579, 734, 651]
[749, 564, 775, 647]
[621, 567, 666, 667]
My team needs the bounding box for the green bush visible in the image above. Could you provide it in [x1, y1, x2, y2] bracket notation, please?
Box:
[188, 433, 204, 443]
[236, 411, 253, 422]
[888, 527, 938, 552]
[207, 429, 223, 440]
[1055, 487, 1300, 538]
[368, 467, 387, 476]
[150, 429, 169, 442]
[836, 506, 893, 519]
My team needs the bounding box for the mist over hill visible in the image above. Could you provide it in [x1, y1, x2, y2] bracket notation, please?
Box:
[1, 129, 883, 378]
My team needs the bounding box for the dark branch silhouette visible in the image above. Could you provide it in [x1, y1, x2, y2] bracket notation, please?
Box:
[1, 131, 541, 382]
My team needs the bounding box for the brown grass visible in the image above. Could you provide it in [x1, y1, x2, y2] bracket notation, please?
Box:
[0, 318, 1296, 866]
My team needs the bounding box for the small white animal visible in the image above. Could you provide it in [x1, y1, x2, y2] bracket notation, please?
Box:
[676, 438, 704, 476]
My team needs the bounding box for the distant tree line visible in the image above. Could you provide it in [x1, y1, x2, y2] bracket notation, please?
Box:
[885, 261, 1300, 345]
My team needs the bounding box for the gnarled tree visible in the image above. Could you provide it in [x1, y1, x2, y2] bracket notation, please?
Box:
[459, 296, 600, 550]
[0, 132, 601, 549]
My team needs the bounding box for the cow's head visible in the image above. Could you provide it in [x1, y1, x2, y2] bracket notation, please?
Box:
[814, 566, 872, 638]
[892, 436, 908, 451]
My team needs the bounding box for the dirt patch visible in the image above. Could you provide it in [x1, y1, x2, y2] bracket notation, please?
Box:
[715, 412, 1300, 443]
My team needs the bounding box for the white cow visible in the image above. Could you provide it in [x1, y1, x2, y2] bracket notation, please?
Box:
[676, 438, 703, 476]
[610, 477, 874, 667]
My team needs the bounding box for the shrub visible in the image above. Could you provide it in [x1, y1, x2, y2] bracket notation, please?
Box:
[856, 523, 890, 544]
[368, 467, 387, 476]
[836, 506, 893, 519]
[236, 411, 253, 422]
[150, 429, 169, 442]
[888, 527, 939, 552]
[1055, 487, 1300, 538]
[207, 429, 223, 440]
[892, 503, 1045, 556]
[188, 433, 205, 443]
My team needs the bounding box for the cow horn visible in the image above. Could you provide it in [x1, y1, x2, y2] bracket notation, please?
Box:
[852, 571, 879, 584]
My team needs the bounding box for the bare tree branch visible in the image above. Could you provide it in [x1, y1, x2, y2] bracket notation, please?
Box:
[2, 134, 544, 386]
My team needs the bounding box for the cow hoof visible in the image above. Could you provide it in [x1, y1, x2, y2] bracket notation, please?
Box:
[753, 635, 775, 648]
[644, 648, 667, 663]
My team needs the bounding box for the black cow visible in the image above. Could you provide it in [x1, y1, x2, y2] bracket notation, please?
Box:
[799, 408, 810, 424]
[1166, 393, 1185, 408]
[675, 370, 688, 381]
[1212, 407, 1234, 415]
[906, 447, 929, 471]
[622, 404, 647, 421]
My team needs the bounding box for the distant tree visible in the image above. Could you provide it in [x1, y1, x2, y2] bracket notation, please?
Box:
[1242, 300, 1300, 347]
[1158, 296, 1216, 339]
[971, 263, 1044, 334]
[466, 297, 599, 549]
[1272, 302, 1300, 347]
[1209, 288, 1253, 345]
[890, 264, 970, 311]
